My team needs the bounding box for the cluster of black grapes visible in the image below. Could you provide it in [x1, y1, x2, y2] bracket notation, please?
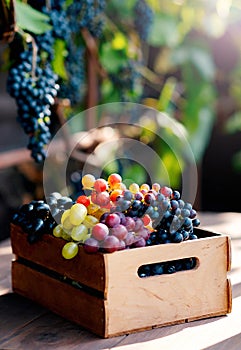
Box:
[67, 0, 106, 38]
[12, 200, 56, 243]
[138, 258, 197, 278]
[45, 192, 74, 223]
[7, 47, 59, 163]
[35, 4, 70, 61]
[12, 192, 74, 243]
[112, 187, 200, 245]
[109, 60, 141, 102]
[7, 0, 107, 162]
[57, 42, 86, 105]
[59, 0, 106, 104]
[134, 0, 154, 41]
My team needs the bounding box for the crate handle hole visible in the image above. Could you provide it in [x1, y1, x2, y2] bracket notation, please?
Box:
[137, 257, 198, 278]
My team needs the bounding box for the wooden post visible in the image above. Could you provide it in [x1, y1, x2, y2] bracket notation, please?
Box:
[81, 28, 107, 131]
[0, 0, 16, 43]
[86, 49, 98, 130]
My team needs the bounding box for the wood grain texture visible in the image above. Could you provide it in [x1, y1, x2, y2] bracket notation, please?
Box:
[0, 237, 13, 295]
[0, 293, 46, 345]
[0, 311, 126, 350]
[11, 224, 106, 293]
[104, 233, 230, 336]
[12, 261, 106, 337]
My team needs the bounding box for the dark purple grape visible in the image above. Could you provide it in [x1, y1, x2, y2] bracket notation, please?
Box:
[152, 264, 164, 275]
[192, 218, 200, 227]
[172, 190, 180, 200]
[172, 232, 183, 243]
[123, 190, 133, 201]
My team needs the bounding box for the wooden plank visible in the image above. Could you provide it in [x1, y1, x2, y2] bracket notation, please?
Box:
[0, 293, 47, 345]
[11, 224, 106, 293]
[12, 261, 106, 337]
[104, 233, 230, 336]
[0, 148, 31, 169]
[0, 238, 13, 295]
[0, 311, 126, 350]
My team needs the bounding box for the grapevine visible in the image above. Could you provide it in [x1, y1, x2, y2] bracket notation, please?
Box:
[4, 0, 156, 162]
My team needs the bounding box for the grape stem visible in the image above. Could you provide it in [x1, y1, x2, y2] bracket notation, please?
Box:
[15, 27, 38, 80]
[30, 35, 38, 81]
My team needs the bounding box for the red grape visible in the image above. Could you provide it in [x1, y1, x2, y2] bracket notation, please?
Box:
[91, 223, 109, 241]
[76, 195, 90, 207]
[108, 173, 122, 187]
[83, 237, 99, 253]
[111, 224, 128, 240]
[105, 213, 121, 228]
[94, 178, 108, 192]
[102, 235, 120, 253]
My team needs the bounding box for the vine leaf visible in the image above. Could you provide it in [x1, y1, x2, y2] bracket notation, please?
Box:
[52, 39, 68, 79]
[15, 0, 52, 34]
[100, 43, 127, 73]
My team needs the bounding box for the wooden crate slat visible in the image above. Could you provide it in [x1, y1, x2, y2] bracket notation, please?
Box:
[12, 261, 107, 338]
[11, 224, 106, 293]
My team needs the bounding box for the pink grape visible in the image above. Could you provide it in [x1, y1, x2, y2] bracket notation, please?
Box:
[125, 217, 135, 231]
[132, 237, 146, 248]
[161, 186, 173, 198]
[105, 213, 121, 228]
[111, 224, 128, 240]
[83, 237, 99, 253]
[96, 192, 110, 206]
[135, 228, 150, 241]
[118, 240, 126, 250]
[134, 218, 144, 232]
[91, 223, 109, 241]
[102, 235, 120, 253]
[124, 231, 135, 246]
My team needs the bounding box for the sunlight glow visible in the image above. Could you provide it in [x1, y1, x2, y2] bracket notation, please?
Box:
[216, 0, 232, 18]
[111, 296, 241, 350]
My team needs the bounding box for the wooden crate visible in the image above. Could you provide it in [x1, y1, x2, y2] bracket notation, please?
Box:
[10, 224, 232, 338]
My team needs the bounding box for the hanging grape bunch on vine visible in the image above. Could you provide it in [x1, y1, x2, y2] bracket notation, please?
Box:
[2, 0, 154, 163]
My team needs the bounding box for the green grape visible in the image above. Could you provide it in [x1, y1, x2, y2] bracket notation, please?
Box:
[62, 216, 74, 230]
[62, 242, 79, 259]
[82, 215, 98, 229]
[71, 224, 88, 241]
[61, 230, 72, 241]
[61, 209, 71, 225]
[69, 203, 87, 225]
[129, 183, 139, 193]
[53, 224, 63, 238]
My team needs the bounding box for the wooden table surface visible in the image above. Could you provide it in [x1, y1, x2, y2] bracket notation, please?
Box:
[1, 212, 241, 350]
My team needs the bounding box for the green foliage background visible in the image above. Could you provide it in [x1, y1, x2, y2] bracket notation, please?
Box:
[2, 0, 241, 188]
